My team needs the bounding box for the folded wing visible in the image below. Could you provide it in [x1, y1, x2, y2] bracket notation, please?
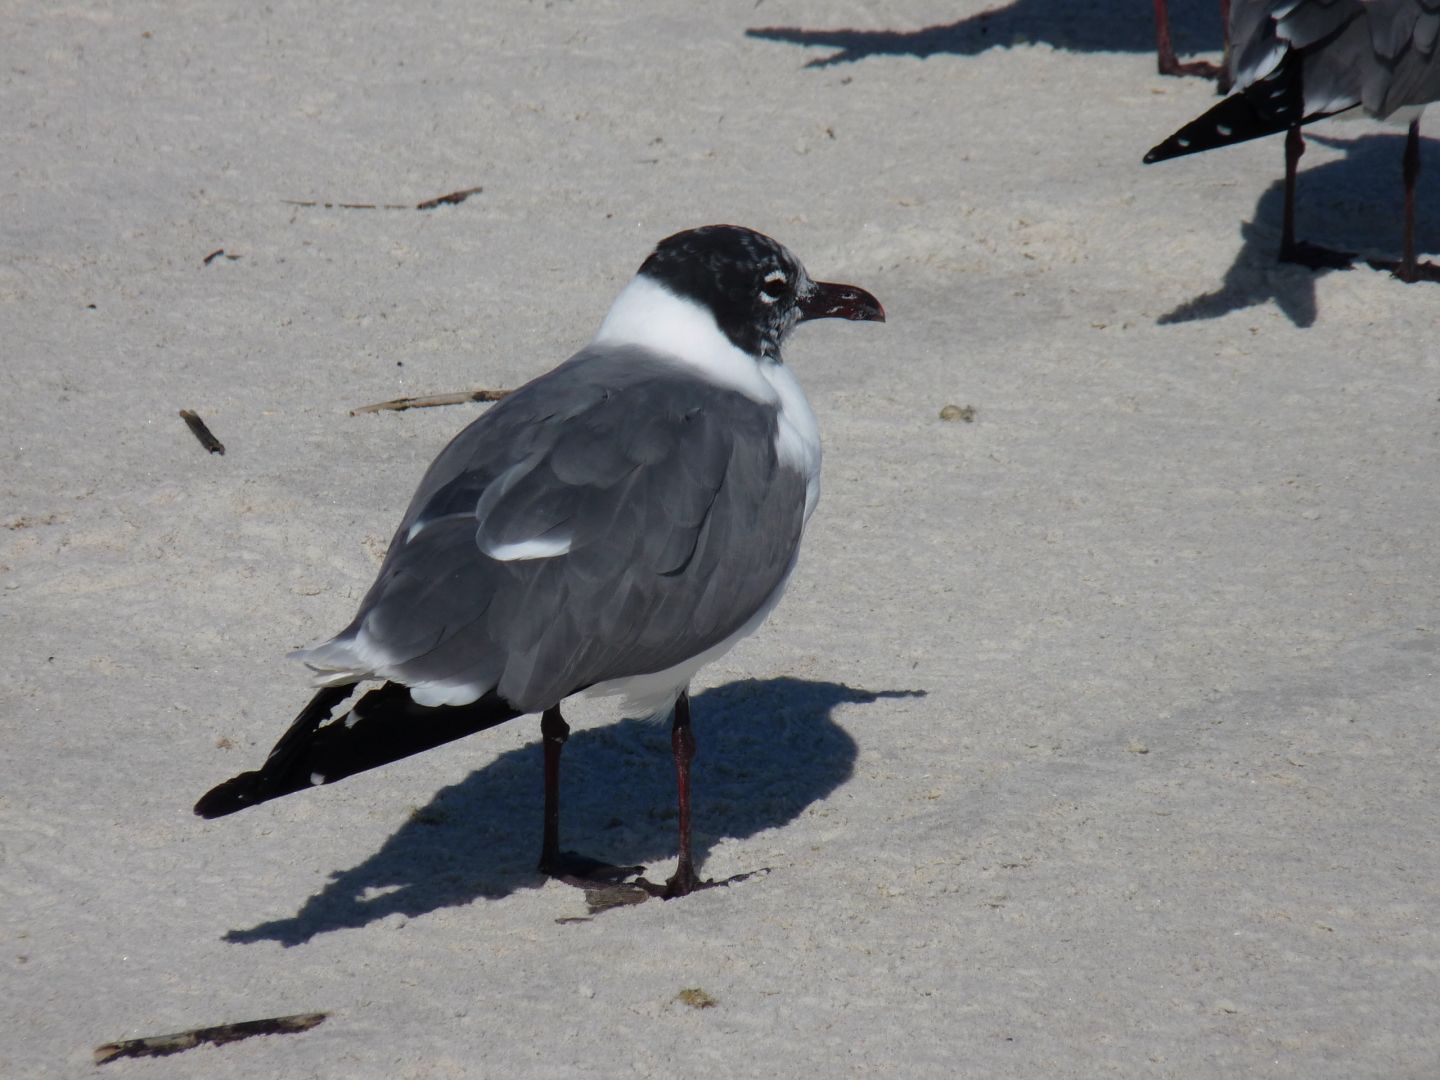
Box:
[295, 344, 809, 714]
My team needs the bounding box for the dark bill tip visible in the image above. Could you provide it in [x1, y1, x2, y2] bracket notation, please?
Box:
[799, 280, 885, 323]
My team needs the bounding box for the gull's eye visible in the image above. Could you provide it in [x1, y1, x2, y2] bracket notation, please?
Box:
[758, 269, 790, 305]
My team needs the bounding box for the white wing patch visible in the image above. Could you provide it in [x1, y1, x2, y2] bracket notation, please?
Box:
[409, 681, 489, 707]
[481, 534, 574, 561]
[469, 453, 575, 562]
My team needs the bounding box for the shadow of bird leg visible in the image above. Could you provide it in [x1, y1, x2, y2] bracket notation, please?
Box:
[1159, 56, 1224, 80]
[1282, 240, 1356, 270]
[1367, 256, 1440, 282]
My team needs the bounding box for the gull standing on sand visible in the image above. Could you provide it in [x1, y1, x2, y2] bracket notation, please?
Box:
[195, 225, 884, 899]
[1145, 0, 1440, 281]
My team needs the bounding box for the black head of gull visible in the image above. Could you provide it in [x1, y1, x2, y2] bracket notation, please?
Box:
[636, 224, 884, 361]
[194, 225, 884, 901]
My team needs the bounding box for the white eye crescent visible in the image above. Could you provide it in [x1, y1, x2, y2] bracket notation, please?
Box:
[759, 269, 789, 304]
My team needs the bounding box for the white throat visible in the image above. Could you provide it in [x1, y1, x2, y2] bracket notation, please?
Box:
[594, 275, 779, 405]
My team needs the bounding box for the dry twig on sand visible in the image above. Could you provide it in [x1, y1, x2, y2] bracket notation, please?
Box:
[350, 388, 511, 415]
[94, 1012, 327, 1064]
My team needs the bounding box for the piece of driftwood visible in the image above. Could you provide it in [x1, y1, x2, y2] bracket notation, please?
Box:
[350, 388, 510, 415]
[179, 409, 225, 454]
[94, 1012, 327, 1064]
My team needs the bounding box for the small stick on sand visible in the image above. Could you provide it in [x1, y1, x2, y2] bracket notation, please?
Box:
[350, 388, 511, 415]
[282, 186, 481, 212]
[93, 1012, 327, 1064]
[281, 199, 410, 210]
[179, 409, 226, 455]
[416, 186, 483, 210]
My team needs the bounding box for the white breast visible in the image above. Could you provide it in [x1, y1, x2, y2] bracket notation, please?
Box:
[760, 359, 822, 522]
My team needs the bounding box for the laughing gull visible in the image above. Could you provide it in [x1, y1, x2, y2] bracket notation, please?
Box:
[195, 225, 884, 898]
[1154, 0, 1233, 88]
[1144, 0, 1440, 281]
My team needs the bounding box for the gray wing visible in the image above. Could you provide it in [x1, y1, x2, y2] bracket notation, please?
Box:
[1231, 0, 1440, 117]
[1362, 0, 1440, 114]
[1230, 1, 1367, 108]
[314, 344, 807, 713]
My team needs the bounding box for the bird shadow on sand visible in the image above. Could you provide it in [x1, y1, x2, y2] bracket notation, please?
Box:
[1157, 132, 1440, 328]
[223, 677, 923, 946]
[746, 0, 1221, 68]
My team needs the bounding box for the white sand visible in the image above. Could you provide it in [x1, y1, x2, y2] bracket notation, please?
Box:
[4, 2, 1439, 1076]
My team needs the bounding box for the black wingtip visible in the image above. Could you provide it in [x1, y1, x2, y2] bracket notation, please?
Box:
[193, 682, 526, 820]
[1143, 92, 1283, 164]
[1143, 49, 1313, 165]
[194, 772, 264, 818]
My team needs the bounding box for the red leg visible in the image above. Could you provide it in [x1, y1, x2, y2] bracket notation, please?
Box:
[1154, 0, 1178, 74]
[1281, 124, 1302, 257]
[1218, 0, 1233, 93]
[1364, 119, 1440, 280]
[664, 691, 701, 897]
[538, 705, 568, 872]
[1278, 125, 1354, 270]
[1400, 118, 1420, 283]
[1155, 0, 1225, 81]
[537, 705, 644, 883]
[621, 690, 767, 902]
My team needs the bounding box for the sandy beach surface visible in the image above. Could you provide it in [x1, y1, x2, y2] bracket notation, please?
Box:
[4, 2, 1439, 1076]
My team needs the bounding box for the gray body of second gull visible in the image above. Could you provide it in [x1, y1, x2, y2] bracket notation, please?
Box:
[1146, 0, 1440, 279]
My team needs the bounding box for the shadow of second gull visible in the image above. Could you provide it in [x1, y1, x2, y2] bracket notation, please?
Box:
[223, 677, 924, 946]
